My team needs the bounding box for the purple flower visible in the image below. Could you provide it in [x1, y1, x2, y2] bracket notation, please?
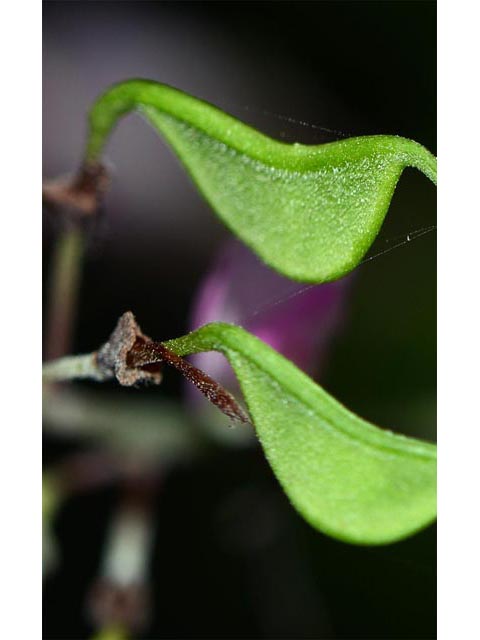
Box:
[188, 240, 351, 403]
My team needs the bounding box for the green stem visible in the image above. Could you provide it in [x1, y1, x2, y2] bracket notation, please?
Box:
[42, 353, 106, 382]
[45, 225, 85, 361]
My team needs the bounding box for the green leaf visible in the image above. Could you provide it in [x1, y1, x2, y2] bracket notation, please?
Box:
[85, 79, 436, 283]
[164, 322, 436, 545]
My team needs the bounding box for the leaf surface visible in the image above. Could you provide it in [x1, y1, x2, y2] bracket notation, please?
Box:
[86, 79, 436, 282]
[164, 322, 436, 545]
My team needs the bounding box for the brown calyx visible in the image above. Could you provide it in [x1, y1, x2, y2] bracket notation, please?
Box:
[43, 161, 110, 218]
[95, 311, 250, 424]
[96, 312, 163, 386]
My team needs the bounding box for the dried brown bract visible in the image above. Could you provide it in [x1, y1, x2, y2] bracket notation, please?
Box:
[129, 340, 250, 424]
[43, 161, 110, 218]
[96, 311, 163, 386]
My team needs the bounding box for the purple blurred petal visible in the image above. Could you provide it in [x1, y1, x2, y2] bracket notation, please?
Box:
[188, 240, 351, 400]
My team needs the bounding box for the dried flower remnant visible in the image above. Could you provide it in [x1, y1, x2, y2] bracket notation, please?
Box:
[96, 312, 163, 387]
[43, 161, 110, 218]
[43, 162, 110, 362]
[95, 312, 249, 424]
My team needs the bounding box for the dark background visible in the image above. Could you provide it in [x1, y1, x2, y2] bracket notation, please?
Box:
[43, 1, 436, 638]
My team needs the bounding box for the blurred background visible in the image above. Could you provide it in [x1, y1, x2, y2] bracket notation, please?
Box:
[43, 1, 436, 638]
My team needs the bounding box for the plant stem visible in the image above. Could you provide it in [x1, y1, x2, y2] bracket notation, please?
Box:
[42, 353, 106, 382]
[45, 225, 85, 360]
